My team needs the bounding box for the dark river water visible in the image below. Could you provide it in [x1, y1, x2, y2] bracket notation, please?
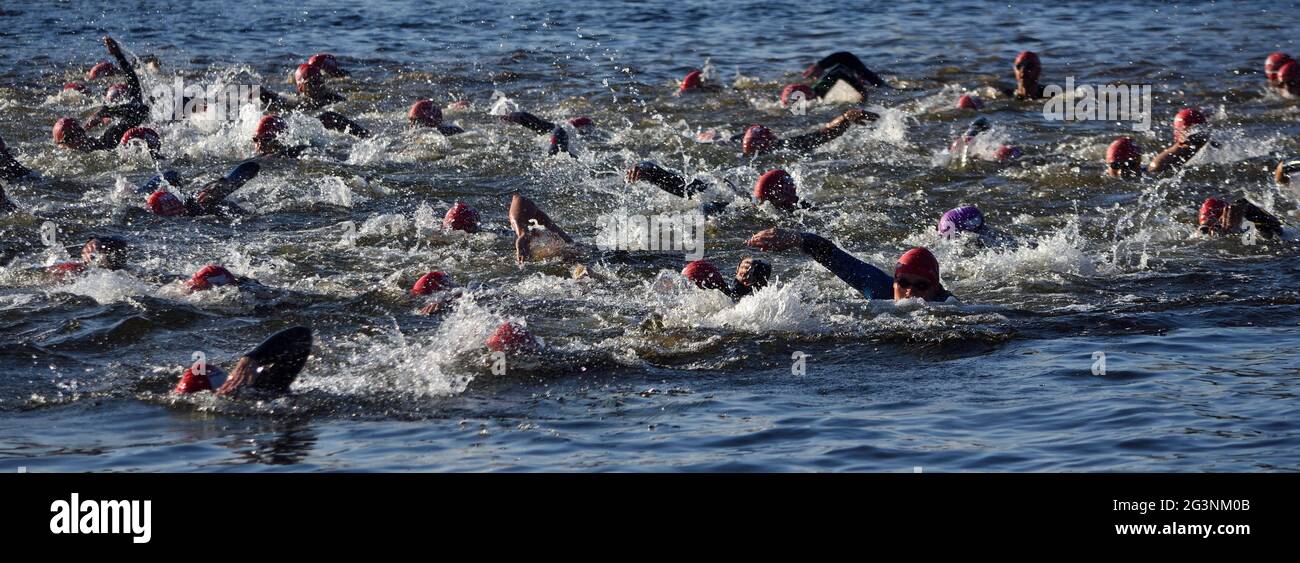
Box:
[1, 0, 1298, 471]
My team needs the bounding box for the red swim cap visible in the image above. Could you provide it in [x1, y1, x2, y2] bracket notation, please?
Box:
[46, 261, 87, 280]
[408, 99, 442, 128]
[1014, 51, 1040, 67]
[742, 125, 778, 156]
[1265, 52, 1294, 79]
[443, 202, 480, 233]
[1198, 197, 1230, 228]
[894, 247, 940, 288]
[1280, 61, 1300, 85]
[294, 63, 322, 92]
[1173, 108, 1207, 143]
[104, 82, 128, 103]
[681, 259, 728, 291]
[411, 271, 451, 296]
[52, 117, 86, 146]
[146, 190, 186, 216]
[307, 53, 344, 76]
[254, 114, 287, 142]
[62, 82, 90, 95]
[956, 94, 982, 110]
[186, 264, 237, 292]
[780, 83, 816, 107]
[994, 144, 1022, 161]
[86, 61, 119, 80]
[120, 127, 161, 152]
[567, 116, 595, 134]
[485, 322, 538, 354]
[753, 169, 799, 210]
[173, 365, 212, 393]
[1106, 136, 1141, 164]
[680, 69, 703, 92]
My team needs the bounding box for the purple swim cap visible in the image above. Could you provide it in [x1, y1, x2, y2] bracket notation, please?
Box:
[938, 205, 985, 238]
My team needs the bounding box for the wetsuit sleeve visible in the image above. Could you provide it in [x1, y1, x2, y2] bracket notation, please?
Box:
[781, 118, 852, 154]
[797, 233, 893, 299]
[1235, 199, 1284, 238]
[108, 43, 144, 106]
[504, 111, 557, 135]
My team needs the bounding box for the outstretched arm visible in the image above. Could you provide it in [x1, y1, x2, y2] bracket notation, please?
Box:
[103, 36, 143, 106]
[501, 111, 557, 135]
[510, 194, 573, 241]
[627, 161, 709, 198]
[747, 228, 893, 299]
[783, 109, 879, 153]
[1232, 199, 1284, 238]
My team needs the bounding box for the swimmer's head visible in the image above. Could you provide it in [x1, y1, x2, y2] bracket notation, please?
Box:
[485, 321, 539, 355]
[1106, 136, 1143, 178]
[443, 202, 481, 233]
[994, 145, 1022, 162]
[1198, 197, 1238, 235]
[938, 205, 985, 239]
[1014, 51, 1041, 83]
[682, 259, 728, 291]
[86, 61, 118, 80]
[679, 69, 703, 93]
[186, 264, 237, 292]
[893, 247, 941, 301]
[52, 117, 90, 149]
[956, 94, 982, 110]
[411, 271, 451, 296]
[1173, 107, 1208, 144]
[307, 53, 348, 77]
[780, 84, 815, 108]
[1279, 61, 1300, 89]
[145, 190, 185, 216]
[1265, 52, 1294, 84]
[294, 63, 324, 95]
[753, 169, 800, 211]
[62, 82, 90, 95]
[81, 236, 128, 270]
[568, 116, 595, 135]
[742, 125, 777, 156]
[735, 257, 771, 291]
[254, 114, 287, 150]
[119, 127, 161, 155]
[104, 83, 128, 104]
[408, 99, 443, 128]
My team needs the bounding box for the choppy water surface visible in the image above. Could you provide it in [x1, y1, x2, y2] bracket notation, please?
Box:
[1, 1, 1298, 471]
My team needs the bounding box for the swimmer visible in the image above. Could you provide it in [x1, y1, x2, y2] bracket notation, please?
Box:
[949, 117, 1022, 164]
[44, 236, 129, 281]
[253, 113, 362, 158]
[408, 99, 466, 136]
[1196, 197, 1284, 239]
[52, 36, 149, 153]
[739, 108, 879, 157]
[409, 271, 463, 315]
[1264, 52, 1294, 89]
[172, 326, 313, 397]
[144, 162, 260, 217]
[626, 163, 810, 213]
[681, 257, 772, 301]
[499, 110, 580, 157]
[510, 194, 578, 264]
[1276, 60, 1300, 99]
[1004, 51, 1049, 100]
[790, 51, 889, 102]
[1148, 108, 1211, 174]
[747, 227, 958, 302]
[1105, 136, 1143, 179]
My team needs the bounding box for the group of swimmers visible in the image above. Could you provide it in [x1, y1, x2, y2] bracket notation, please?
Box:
[1, 39, 1296, 397]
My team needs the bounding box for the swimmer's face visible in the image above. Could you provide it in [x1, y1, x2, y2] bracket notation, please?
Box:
[894, 273, 938, 301]
[1107, 158, 1142, 179]
[1015, 59, 1041, 83]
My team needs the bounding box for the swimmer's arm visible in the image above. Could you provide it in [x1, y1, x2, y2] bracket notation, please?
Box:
[1147, 144, 1195, 174]
[1233, 199, 1284, 238]
[317, 111, 370, 138]
[627, 162, 708, 198]
[797, 233, 893, 299]
[1275, 160, 1300, 185]
[501, 111, 556, 135]
[784, 109, 877, 153]
[437, 124, 466, 136]
[103, 36, 143, 105]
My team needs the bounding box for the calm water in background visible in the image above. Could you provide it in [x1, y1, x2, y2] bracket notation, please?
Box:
[1, 0, 1298, 471]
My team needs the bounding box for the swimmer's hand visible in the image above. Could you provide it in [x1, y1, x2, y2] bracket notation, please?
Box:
[627, 161, 672, 185]
[103, 36, 123, 58]
[746, 227, 802, 252]
[514, 233, 531, 265]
